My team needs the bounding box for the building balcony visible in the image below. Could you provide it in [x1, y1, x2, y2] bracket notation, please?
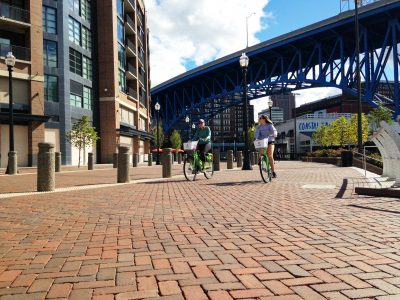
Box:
[124, 0, 135, 13]
[125, 14, 135, 35]
[0, 3, 30, 27]
[125, 38, 136, 57]
[126, 86, 138, 99]
[138, 72, 145, 87]
[0, 43, 30, 61]
[126, 63, 137, 80]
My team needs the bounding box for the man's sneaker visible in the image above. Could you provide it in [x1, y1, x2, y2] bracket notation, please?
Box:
[272, 172, 277, 178]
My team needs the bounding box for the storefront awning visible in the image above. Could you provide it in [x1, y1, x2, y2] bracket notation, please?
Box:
[0, 113, 52, 124]
[119, 124, 154, 140]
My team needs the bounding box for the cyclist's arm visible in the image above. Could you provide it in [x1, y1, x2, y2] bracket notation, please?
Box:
[199, 127, 211, 143]
[270, 125, 278, 138]
[192, 129, 199, 141]
[254, 126, 260, 140]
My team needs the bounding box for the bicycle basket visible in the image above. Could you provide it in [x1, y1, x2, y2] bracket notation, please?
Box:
[183, 141, 198, 151]
[254, 138, 269, 149]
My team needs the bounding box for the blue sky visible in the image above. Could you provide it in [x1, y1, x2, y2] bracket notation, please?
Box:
[257, 0, 344, 42]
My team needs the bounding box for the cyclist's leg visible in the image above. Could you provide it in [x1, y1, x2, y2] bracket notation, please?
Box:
[200, 144, 211, 163]
[197, 144, 206, 163]
[267, 143, 275, 172]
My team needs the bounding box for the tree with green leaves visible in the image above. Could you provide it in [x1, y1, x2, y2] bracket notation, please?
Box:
[348, 114, 369, 145]
[367, 102, 393, 132]
[330, 116, 350, 147]
[170, 130, 182, 151]
[153, 122, 165, 149]
[312, 124, 327, 147]
[66, 115, 100, 167]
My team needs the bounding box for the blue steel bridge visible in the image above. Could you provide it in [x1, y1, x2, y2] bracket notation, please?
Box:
[151, 0, 400, 132]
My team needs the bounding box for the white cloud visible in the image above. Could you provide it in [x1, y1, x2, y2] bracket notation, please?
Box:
[145, 0, 271, 86]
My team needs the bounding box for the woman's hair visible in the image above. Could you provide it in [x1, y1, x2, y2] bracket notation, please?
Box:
[259, 114, 273, 124]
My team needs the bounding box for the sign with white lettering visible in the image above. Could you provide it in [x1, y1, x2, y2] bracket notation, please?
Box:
[298, 120, 330, 132]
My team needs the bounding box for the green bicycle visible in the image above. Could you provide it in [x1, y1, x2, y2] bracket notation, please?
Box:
[254, 139, 272, 183]
[183, 141, 214, 181]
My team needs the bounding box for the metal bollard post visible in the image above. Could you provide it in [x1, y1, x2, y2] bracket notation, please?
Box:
[178, 152, 182, 164]
[213, 149, 220, 171]
[55, 152, 61, 172]
[163, 148, 172, 178]
[236, 151, 243, 168]
[148, 153, 153, 166]
[7, 151, 17, 175]
[88, 153, 94, 170]
[227, 150, 234, 169]
[250, 152, 255, 166]
[132, 153, 139, 167]
[117, 146, 130, 183]
[113, 153, 118, 168]
[37, 143, 55, 192]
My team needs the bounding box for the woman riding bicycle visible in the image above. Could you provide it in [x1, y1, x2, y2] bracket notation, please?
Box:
[254, 115, 278, 178]
[192, 119, 211, 168]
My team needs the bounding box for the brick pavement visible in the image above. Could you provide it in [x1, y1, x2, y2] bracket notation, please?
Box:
[0, 164, 190, 194]
[0, 161, 399, 299]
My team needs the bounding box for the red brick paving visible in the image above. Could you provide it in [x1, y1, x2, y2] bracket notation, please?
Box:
[0, 162, 399, 299]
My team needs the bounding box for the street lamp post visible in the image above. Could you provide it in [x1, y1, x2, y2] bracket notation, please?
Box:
[239, 53, 252, 170]
[354, 0, 363, 153]
[191, 123, 196, 135]
[5, 52, 17, 175]
[185, 116, 190, 140]
[155, 102, 161, 165]
[268, 98, 273, 121]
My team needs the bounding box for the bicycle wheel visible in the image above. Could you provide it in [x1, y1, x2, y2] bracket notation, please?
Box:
[259, 155, 272, 183]
[183, 155, 198, 181]
[203, 157, 214, 179]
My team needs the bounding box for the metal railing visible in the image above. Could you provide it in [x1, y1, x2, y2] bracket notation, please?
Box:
[298, 113, 353, 119]
[126, 87, 137, 99]
[353, 147, 382, 177]
[0, 43, 30, 61]
[0, 3, 30, 23]
[126, 63, 137, 75]
[125, 39, 136, 53]
[125, 14, 135, 30]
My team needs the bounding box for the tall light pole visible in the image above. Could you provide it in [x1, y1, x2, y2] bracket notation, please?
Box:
[354, 0, 363, 153]
[5, 52, 17, 175]
[268, 98, 273, 121]
[185, 115, 190, 140]
[292, 93, 300, 158]
[155, 102, 161, 165]
[240, 53, 252, 170]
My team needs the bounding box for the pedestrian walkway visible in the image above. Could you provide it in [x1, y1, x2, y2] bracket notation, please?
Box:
[0, 162, 399, 299]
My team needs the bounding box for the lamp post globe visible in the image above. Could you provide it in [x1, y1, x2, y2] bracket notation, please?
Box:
[185, 116, 190, 140]
[155, 102, 161, 165]
[240, 53, 252, 170]
[5, 52, 17, 175]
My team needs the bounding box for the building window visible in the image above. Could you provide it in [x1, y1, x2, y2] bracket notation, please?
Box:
[118, 44, 125, 70]
[82, 26, 92, 51]
[69, 0, 80, 15]
[117, 19, 124, 45]
[139, 118, 146, 130]
[43, 40, 57, 68]
[81, 0, 91, 22]
[44, 75, 58, 102]
[118, 69, 126, 92]
[68, 17, 81, 46]
[69, 48, 82, 76]
[83, 56, 92, 80]
[42, 6, 56, 34]
[120, 106, 135, 127]
[116, 0, 123, 19]
[70, 93, 82, 107]
[83, 86, 93, 110]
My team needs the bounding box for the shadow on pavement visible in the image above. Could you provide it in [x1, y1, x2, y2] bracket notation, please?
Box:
[207, 180, 262, 186]
[348, 203, 400, 215]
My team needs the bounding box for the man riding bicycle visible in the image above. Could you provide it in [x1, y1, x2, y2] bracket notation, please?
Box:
[191, 119, 211, 168]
